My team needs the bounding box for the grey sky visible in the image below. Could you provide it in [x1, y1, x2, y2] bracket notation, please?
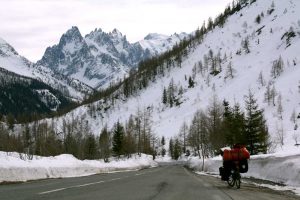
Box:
[0, 0, 232, 62]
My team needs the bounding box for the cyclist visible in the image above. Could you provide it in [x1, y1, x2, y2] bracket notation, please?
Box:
[219, 144, 250, 182]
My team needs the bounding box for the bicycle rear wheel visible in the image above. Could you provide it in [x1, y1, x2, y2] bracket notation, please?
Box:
[235, 177, 241, 189]
[227, 174, 235, 187]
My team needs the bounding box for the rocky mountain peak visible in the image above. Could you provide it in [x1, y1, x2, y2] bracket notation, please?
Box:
[110, 28, 123, 38]
[0, 37, 19, 57]
[59, 26, 83, 47]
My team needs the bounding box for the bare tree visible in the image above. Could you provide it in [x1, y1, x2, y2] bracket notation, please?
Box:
[277, 93, 283, 120]
[275, 123, 285, 148]
[293, 133, 299, 147]
[207, 95, 224, 152]
[264, 82, 272, 105]
[257, 71, 266, 87]
[271, 56, 284, 79]
[189, 110, 210, 171]
[224, 61, 235, 80]
[179, 121, 189, 153]
[271, 84, 277, 106]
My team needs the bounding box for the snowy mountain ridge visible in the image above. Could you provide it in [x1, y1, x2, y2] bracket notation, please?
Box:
[37, 27, 188, 89]
[47, 0, 300, 154]
[0, 37, 94, 101]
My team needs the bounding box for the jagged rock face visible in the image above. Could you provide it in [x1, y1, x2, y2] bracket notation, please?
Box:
[37, 27, 184, 89]
[38, 26, 93, 76]
[0, 37, 93, 101]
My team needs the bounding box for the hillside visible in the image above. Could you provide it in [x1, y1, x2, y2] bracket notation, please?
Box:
[0, 68, 74, 120]
[48, 0, 300, 154]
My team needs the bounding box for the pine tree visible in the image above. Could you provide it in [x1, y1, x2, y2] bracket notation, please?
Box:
[112, 121, 125, 158]
[255, 15, 261, 24]
[162, 87, 168, 105]
[84, 134, 97, 159]
[169, 138, 174, 159]
[173, 139, 182, 160]
[161, 136, 165, 146]
[168, 79, 175, 107]
[188, 76, 195, 88]
[161, 136, 166, 157]
[222, 100, 234, 145]
[232, 103, 247, 145]
[244, 90, 269, 154]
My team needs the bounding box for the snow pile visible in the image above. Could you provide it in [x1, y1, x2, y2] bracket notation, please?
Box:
[187, 152, 300, 191]
[0, 152, 157, 183]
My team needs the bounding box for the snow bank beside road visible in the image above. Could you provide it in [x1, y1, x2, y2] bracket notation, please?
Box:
[0, 152, 158, 183]
[187, 153, 300, 194]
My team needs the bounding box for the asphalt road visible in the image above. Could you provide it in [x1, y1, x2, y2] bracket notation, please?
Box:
[0, 166, 299, 200]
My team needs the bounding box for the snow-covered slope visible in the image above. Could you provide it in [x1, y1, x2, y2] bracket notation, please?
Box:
[37, 27, 188, 89]
[0, 37, 93, 101]
[51, 0, 300, 155]
[139, 32, 188, 55]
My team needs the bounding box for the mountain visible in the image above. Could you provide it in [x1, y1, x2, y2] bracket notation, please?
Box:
[37, 27, 188, 89]
[49, 0, 300, 153]
[139, 32, 188, 55]
[0, 37, 94, 101]
[0, 67, 74, 120]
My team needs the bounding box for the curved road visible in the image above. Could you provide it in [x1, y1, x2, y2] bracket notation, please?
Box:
[0, 166, 299, 200]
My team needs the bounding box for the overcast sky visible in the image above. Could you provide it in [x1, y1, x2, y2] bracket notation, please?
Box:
[0, 0, 231, 62]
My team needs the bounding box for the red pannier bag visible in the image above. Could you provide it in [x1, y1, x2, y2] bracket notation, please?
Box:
[223, 147, 250, 161]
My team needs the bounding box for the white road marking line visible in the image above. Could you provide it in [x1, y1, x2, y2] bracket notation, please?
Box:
[39, 179, 115, 195]
[39, 188, 67, 195]
[39, 169, 158, 195]
[73, 181, 105, 187]
[110, 178, 121, 181]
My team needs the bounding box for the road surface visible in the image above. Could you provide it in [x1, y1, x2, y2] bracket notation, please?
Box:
[0, 165, 299, 200]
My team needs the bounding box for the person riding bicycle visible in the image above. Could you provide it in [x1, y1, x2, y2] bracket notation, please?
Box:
[219, 144, 250, 181]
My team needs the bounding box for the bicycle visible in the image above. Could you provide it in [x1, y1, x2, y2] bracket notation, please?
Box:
[227, 161, 241, 189]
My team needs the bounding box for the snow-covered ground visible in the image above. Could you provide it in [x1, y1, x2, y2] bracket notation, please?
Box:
[187, 152, 300, 196]
[0, 152, 157, 183]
